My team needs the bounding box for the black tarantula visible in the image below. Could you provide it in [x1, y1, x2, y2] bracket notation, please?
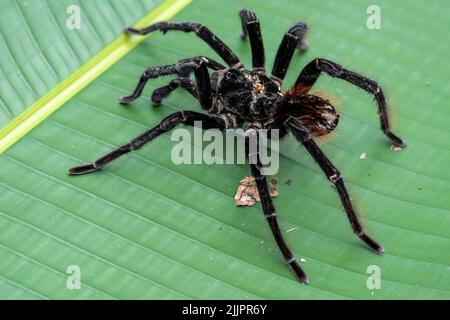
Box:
[69, 9, 406, 284]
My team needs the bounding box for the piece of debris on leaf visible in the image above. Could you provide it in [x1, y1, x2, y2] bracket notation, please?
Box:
[235, 176, 278, 206]
[285, 178, 293, 186]
[359, 152, 366, 160]
[271, 178, 278, 187]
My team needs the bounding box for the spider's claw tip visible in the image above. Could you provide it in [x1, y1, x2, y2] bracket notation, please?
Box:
[376, 246, 385, 256]
[288, 260, 309, 285]
[299, 275, 309, 285]
[123, 27, 136, 34]
[359, 233, 384, 255]
[369, 242, 385, 256]
[391, 140, 407, 151]
[151, 95, 162, 106]
[68, 164, 98, 176]
[119, 96, 133, 105]
[388, 133, 407, 151]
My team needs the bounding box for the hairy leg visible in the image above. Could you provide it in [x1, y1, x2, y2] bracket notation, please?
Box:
[271, 22, 309, 85]
[294, 58, 406, 148]
[120, 56, 218, 110]
[125, 22, 241, 67]
[239, 9, 265, 71]
[246, 131, 308, 284]
[287, 118, 384, 254]
[68, 111, 225, 175]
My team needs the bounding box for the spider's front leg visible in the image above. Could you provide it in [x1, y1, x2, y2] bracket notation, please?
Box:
[68, 111, 225, 175]
[247, 132, 308, 284]
[239, 9, 265, 71]
[270, 22, 309, 86]
[294, 58, 406, 149]
[125, 21, 241, 67]
[287, 119, 384, 255]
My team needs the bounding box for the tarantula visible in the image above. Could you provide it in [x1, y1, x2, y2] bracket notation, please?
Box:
[68, 9, 406, 284]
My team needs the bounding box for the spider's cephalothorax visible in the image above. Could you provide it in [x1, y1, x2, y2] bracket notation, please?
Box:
[68, 9, 406, 285]
[211, 67, 340, 138]
[211, 69, 282, 125]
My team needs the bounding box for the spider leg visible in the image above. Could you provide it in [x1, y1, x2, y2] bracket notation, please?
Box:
[68, 111, 225, 175]
[151, 78, 198, 106]
[125, 22, 241, 67]
[120, 56, 219, 110]
[287, 119, 384, 254]
[246, 132, 308, 284]
[294, 58, 406, 148]
[271, 22, 308, 85]
[239, 9, 265, 71]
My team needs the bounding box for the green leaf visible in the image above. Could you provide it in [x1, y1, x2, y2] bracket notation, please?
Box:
[0, 0, 165, 127]
[1, 0, 449, 299]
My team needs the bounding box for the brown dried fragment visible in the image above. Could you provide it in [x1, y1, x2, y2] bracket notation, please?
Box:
[235, 176, 278, 206]
[271, 178, 278, 187]
[268, 180, 279, 198]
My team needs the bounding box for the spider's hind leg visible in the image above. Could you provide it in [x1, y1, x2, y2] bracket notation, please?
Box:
[125, 21, 241, 67]
[294, 58, 406, 149]
[246, 131, 308, 284]
[271, 22, 309, 85]
[239, 9, 265, 71]
[250, 162, 309, 284]
[288, 119, 384, 255]
[68, 111, 226, 175]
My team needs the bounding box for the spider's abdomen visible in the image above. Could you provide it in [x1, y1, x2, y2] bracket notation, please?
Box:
[282, 93, 340, 137]
[212, 69, 282, 125]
